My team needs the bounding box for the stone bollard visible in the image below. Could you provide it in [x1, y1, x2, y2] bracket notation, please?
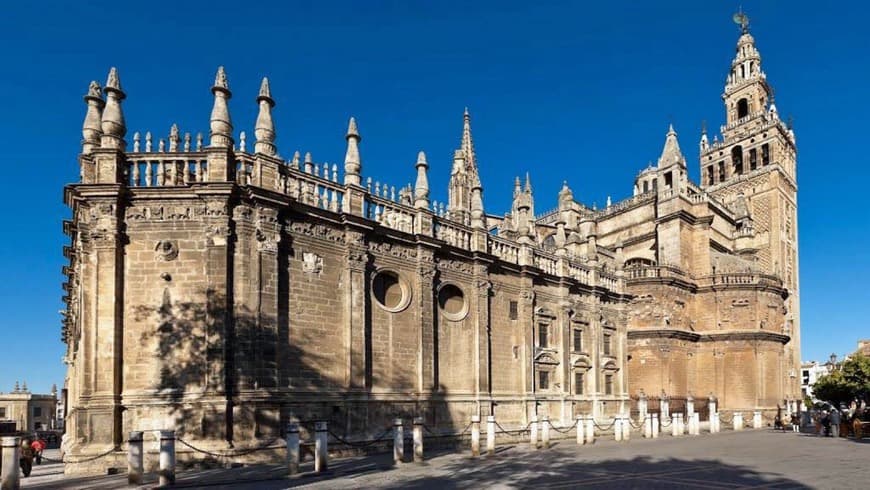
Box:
[486, 416, 496, 456]
[585, 416, 595, 444]
[541, 416, 551, 449]
[661, 398, 670, 420]
[1, 436, 21, 490]
[679, 413, 686, 435]
[576, 415, 584, 445]
[413, 417, 424, 463]
[623, 415, 631, 442]
[530, 415, 539, 448]
[158, 430, 176, 487]
[470, 415, 481, 457]
[644, 414, 652, 438]
[286, 423, 300, 475]
[614, 416, 623, 442]
[128, 431, 144, 485]
[315, 421, 328, 473]
[733, 412, 743, 431]
[694, 413, 701, 435]
[711, 413, 719, 434]
[687, 397, 695, 418]
[671, 414, 680, 437]
[753, 411, 762, 429]
[652, 414, 660, 438]
[393, 418, 404, 464]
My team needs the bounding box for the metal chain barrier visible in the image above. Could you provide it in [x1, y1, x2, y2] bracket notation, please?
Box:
[660, 417, 673, 428]
[327, 428, 392, 449]
[493, 420, 531, 436]
[176, 437, 282, 459]
[55, 446, 121, 464]
[718, 414, 733, 424]
[546, 418, 579, 434]
[593, 419, 617, 431]
[628, 417, 645, 429]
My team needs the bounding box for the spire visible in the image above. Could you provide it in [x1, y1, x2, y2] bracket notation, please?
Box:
[657, 124, 686, 169]
[254, 77, 277, 155]
[82, 80, 105, 153]
[290, 150, 300, 169]
[344, 117, 362, 186]
[414, 151, 430, 209]
[460, 108, 478, 174]
[513, 176, 521, 198]
[100, 67, 126, 149]
[524, 172, 532, 193]
[699, 120, 709, 151]
[209, 66, 233, 147]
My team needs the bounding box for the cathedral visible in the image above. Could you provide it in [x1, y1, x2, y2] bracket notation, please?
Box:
[60, 18, 798, 473]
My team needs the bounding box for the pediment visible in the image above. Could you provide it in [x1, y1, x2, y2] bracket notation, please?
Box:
[534, 351, 560, 365]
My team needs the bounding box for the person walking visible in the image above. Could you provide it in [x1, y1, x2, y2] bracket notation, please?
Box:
[19, 437, 34, 477]
[830, 409, 841, 438]
[790, 412, 800, 432]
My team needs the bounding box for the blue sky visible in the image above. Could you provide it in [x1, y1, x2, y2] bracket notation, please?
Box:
[0, 1, 866, 394]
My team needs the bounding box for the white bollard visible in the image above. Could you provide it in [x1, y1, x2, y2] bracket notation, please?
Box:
[671, 414, 680, 437]
[687, 398, 695, 418]
[393, 418, 404, 464]
[680, 413, 687, 435]
[733, 412, 743, 431]
[711, 413, 719, 433]
[471, 415, 481, 457]
[286, 423, 300, 475]
[576, 415, 584, 445]
[1, 436, 21, 490]
[128, 431, 144, 485]
[694, 413, 701, 435]
[623, 415, 631, 441]
[486, 416, 495, 456]
[652, 414, 660, 438]
[542, 416, 551, 449]
[753, 411, 762, 429]
[413, 417, 424, 463]
[585, 416, 595, 444]
[530, 415, 538, 448]
[614, 416, 623, 442]
[644, 414, 652, 438]
[159, 430, 176, 487]
[315, 421, 328, 473]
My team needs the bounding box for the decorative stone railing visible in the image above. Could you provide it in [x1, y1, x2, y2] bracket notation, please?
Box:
[624, 265, 689, 281]
[568, 262, 593, 284]
[533, 249, 559, 276]
[594, 192, 655, 219]
[696, 273, 781, 288]
[367, 194, 415, 234]
[127, 153, 209, 187]
[489, 235, 520, 264]
[434, 218, 472, 249]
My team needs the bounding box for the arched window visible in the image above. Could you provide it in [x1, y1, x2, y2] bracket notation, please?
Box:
[737, 99, 749, 119]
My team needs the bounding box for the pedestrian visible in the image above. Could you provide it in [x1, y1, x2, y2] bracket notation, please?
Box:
[790, 412, 800, 432]
[830, 409, 841, 438]
[31, 436, 46, 464]
[814, 412, 822, 435]
[821, 411, 831, 436]
[19, 437, 34, 477]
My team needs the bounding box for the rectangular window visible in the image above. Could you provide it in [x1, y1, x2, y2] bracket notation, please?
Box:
[605, 374, 614, 395]
[539, 371, 550, 390]
[538, 324, 548, 348]
[574, 372, 584, 395]
[706, 166, 714, 186]
[573, 328, 583, 352]
[33, 407, 42, 417]
[749, 148, 758, 170]
[0, 407, 6, 418]
[643, 181, 649, 193]
[509, 301, 518, 320]
[603, 333, 612, 356]
[664, 172, 673, 189]
[761, 144, 770, 166]
[718, 161, 726, 182]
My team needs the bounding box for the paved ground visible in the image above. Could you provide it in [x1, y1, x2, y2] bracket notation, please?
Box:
[17, 429, 870, 489]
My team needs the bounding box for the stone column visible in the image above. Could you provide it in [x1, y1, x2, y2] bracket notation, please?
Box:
[416, 249, 436, 393]
[614, 415, 623, 442]
[393, 419, 404, 464]
[470, 415, 481, 457]
[127, 431, 144, 485]
[530, 415, 538, 448]
[315, 421, 328, 472]
[1, 436, 20, 490]
[486, 416, 496, 456]
[413, 417, 424, 463]
[158, 430, 176, 487]
[286, 423, 300, 475]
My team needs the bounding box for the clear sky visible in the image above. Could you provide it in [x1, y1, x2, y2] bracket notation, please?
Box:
[0, 1, 867, 394]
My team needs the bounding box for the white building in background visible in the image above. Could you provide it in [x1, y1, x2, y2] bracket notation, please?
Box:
[800, 358, 835, 406]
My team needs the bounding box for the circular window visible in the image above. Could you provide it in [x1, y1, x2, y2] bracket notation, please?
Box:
[372, 270, 411, 312]
[438, 283, 468, 321]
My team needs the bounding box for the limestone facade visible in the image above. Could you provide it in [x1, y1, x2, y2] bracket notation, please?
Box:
[0, 383, 58, 432]
[60, 20, 798, 473]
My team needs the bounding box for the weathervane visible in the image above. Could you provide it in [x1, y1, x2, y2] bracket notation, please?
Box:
[733, 9, 750, 33]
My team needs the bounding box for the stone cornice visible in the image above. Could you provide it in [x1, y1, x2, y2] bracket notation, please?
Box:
[628, 328, 791, 344]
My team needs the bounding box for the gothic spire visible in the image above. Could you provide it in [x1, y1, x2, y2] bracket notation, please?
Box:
[254, 77, 276, 155]
[82, 80, 104, 153]
[100, 67, 126, 149]
[657, 124, 686, 169]
[414, 151, 430, 209]
[209, 66, 233, 147]
[460, 108, 478, 176]
[344, 117, 362, 186]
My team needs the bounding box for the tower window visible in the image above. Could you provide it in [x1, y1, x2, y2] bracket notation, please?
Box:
[664, 172, 673, 189]
[706, 166, 714, 186]
[762, 144, 770, 165]
[737, 98, 749, 119]
[749, 149, 758, 171]
[718, 161, 726, 182]
[642, 181, 648, 193]
[732, 146, 744, 175]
